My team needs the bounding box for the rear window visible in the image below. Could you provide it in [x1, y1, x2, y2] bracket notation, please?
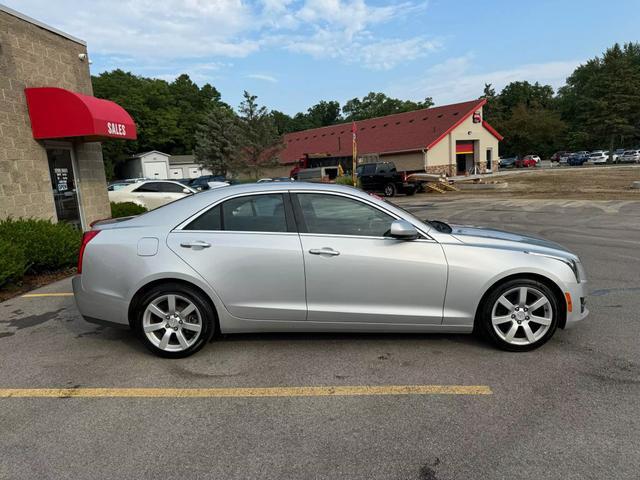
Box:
[183, 194, 288, 233]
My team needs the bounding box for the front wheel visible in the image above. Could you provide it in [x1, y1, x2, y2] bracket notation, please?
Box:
[478, 279, 559, 352]
[133, 283, 216, 358]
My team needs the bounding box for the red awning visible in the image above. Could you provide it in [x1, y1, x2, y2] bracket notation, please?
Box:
[24, 87, 137, 141]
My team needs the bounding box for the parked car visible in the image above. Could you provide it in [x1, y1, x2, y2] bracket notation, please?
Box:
[612, 149, 625, 162]
[559, 152, 572, 164]
[297, 166, 340, 183]
[586, 150, 609, 164]
[499, 156, 517, 168]
[356, 161, 417, 197]
[107, 181, 137, 191]
[568, 152, 590, 166]
[108, 180, 196, 210]
[618, 150, 640, 163]
[550, 151, 569, 162]
[189, 175, 227, 191]
[74, 183, 589, 357]
[515, 155, 538, 168]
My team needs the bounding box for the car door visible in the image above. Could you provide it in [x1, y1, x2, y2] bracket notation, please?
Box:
[130, 182, 161, 209]
[155, 181, 190, 206]
[167, 192, 307, 321]
[292, 192, 448, 325]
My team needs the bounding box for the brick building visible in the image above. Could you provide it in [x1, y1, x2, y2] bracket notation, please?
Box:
[0, 5, 136, 229]
[280, 99, 503, 178]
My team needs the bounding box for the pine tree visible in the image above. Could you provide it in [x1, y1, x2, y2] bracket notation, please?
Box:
[235, 91, 283, 179]
[194, 104, 241, 176]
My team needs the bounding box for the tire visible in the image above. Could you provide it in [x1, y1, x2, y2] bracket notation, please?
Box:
[478, 278, 559, 352]
[133, 282, 216, 358]
[384, 183, 397, 197]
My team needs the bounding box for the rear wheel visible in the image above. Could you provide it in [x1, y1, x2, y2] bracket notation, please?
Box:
[479, 279, 558, 352]
[384, 183, 397, 197]
[133, 283, 215, 358]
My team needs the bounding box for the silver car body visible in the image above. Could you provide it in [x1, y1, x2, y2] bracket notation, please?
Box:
[74, 183, 588, 335]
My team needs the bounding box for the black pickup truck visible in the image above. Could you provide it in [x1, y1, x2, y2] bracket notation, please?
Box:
[355, 161, 417, 197]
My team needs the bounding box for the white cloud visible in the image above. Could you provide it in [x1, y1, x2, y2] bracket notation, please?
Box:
[9, 0, 435, 70]
[390, 54, 583, 104]
[246, 73, 278, 83]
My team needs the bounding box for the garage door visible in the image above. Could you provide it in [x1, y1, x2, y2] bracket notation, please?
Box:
[144, 161, 168, 179]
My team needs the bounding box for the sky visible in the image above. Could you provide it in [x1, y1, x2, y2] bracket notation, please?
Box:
[6, 0, 640, 114]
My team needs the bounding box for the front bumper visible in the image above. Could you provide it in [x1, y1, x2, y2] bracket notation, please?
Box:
[563, 280, 589, 329]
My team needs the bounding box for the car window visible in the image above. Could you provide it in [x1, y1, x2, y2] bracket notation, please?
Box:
[297, 193, 394, 237]
[362, 164, 376, 175]
[133, 182, 159, 193]
[157, 182, 187, 193]
[222, 194, 288, 232]
[184, 205, 221, 231]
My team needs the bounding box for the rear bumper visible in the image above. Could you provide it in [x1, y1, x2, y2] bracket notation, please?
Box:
[72, 275, 130, 328]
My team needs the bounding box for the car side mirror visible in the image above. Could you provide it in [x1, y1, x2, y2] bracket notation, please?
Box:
[389, 220, 418, 240]
[183, 188, 192, 194]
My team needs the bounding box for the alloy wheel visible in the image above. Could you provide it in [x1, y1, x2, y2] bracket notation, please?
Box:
[142, 294, 203, 352]
[490, 286, 553, 346]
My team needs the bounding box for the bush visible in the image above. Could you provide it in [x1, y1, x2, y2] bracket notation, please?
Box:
[334, 175, 361, 188]
[111, 201, 147, 218]
[0, 239, 27, 287]
[0, 218, 81, 273]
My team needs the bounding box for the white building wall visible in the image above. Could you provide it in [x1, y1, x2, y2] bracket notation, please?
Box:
[424, 107, 500, 175]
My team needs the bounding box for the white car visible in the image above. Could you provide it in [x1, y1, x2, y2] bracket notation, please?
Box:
[586, 151, 609, 164]
[618, 150, 640, 164]
[108, 180, 196, 210]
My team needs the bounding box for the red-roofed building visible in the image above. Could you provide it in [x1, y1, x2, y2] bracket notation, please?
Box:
[275, 98, 503, 178]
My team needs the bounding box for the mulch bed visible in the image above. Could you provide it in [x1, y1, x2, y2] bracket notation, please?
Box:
[0, 268, 76, 303]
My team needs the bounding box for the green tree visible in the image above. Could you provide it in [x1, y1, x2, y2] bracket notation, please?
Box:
[558, 42, 640, 150]
[235, 91, 283, 179]
[343, 92, 433, 121]
[498, 104, 567, 158]
[92, 70, 222, 179]
[271, 110, 296, 135]
[194, 103, 241, 176]
[306, 100, 342, 127]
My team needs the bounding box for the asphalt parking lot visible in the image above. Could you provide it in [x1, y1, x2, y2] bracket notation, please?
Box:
[1, 196, 639, 480]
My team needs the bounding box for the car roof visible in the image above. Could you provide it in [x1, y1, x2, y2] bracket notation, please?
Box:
[111, 182, 400, 229]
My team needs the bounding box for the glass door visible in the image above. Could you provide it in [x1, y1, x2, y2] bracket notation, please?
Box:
[47, 148, 81, 228]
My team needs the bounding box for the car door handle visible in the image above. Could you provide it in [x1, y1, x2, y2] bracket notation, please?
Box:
[180, 240, 211, 249]
[309, 248, 340, 256]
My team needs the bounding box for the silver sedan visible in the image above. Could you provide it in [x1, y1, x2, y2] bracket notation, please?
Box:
[73, 183, 589, 357]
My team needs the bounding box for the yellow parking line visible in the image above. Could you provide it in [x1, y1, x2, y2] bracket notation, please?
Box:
[21, 293, 74, 298]
[0, 385, 492, 398]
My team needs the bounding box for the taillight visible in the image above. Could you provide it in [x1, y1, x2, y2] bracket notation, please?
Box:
[77, 230, 100, 274]
[402, 171, 408, 182]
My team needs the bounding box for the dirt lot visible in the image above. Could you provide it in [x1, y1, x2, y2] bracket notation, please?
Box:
[453, 165, 640, 200]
